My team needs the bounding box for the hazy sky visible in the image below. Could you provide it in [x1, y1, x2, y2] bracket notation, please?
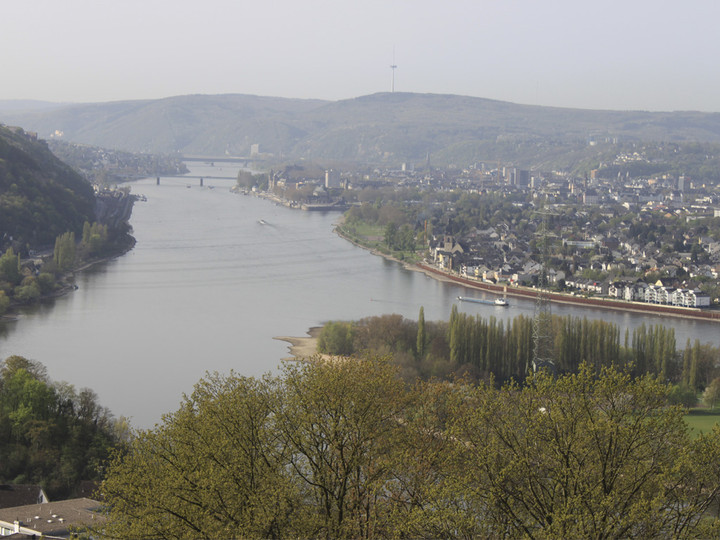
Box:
[3, 0, 720, 111]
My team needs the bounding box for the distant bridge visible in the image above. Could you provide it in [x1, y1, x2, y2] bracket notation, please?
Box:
[163, 175, 238, 180]
[154, 175, 237, 186]
[180, 155, 263, 166]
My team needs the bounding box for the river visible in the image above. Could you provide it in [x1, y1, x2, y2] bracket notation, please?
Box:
[1, 163, 719, 428]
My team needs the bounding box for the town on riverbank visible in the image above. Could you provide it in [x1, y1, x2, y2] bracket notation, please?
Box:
[237, 160, 720, 323]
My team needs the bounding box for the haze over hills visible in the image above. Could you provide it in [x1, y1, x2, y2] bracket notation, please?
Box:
[0, 100, 70, 113]
[3, 92, 720, 169]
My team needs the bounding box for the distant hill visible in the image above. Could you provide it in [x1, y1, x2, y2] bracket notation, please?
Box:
[4, 92, 720, 168]
[0, 125, 95, 250]
[47, 139, 189, 185]
[0, 100, 70, 113]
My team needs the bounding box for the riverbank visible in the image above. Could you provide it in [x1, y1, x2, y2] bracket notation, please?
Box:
[418, 263, 720, 323]
[333, 220, 417, 269]
[5, 236, 137, 315]
[274, 327, 339, 362]
[274, 328, 320, 360]
[334, 225, 720, 324]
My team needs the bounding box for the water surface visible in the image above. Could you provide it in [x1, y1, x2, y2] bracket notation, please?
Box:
[2, 166, 718, 427]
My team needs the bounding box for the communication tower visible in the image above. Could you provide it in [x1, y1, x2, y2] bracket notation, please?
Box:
[390, 49, 397, 92]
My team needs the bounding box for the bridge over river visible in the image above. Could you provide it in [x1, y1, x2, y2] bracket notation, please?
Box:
[180, 154, 264, 167]
[154, 155, 263, 185]
[154, 174, 237, 186]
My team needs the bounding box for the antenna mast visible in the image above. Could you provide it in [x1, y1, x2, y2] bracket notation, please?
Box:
[390, 48, 397, 92]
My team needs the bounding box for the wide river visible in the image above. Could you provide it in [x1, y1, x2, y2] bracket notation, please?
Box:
[1, 163, 719, 428]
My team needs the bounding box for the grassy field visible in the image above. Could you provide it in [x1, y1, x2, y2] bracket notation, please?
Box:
[337, 222, 423, 264]
[344, 222, 385, 239]
[684, 409, 720, 436]
[337, 223, 383, 247]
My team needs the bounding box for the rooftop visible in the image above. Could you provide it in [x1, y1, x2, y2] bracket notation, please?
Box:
[0, 498, 105, 538]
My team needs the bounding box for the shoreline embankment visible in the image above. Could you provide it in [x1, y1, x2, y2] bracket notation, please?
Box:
[333, 225, 720, 324]
[3, 237, 137, 320]
[416, 263, 720, 323]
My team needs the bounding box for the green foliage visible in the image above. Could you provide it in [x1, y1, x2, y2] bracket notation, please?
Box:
[0, 291, 9, 315]
[100, 362, 720, 538]
[342, 311, 701, 386]
[345, 190, 528, 256]
[681, 339, 720, 391]
[447, 366, 720, 538]
[383, 220, 416, 253]
[703, 377, 720, 409]
[53, 231, 76, 272]
[13, 277, 41, 303]
[446, 310, 531, 382]
[101, 373, 295, 538]
[276, 358, 405, 537]
[102, 358, 405, 538]
[81, 221, 109, 256]
[669, 384, 699, 408]
[0, 248, 21, 285]
[384, 222, 399, 249]
[0, 125, 95, 248]
[0, 355, 49, 381]
[0, 356, 123, 499]
[236, 170, 268, 190]
[317, 321, 355, 356]
[1, 221, 113, 308]
[416, 306, 426, 359]
[36, 272, 56, 294]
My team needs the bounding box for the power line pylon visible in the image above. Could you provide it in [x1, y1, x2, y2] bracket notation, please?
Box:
[532, 206, 557, 375]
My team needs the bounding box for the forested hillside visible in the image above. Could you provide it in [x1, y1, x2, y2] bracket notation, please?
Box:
[47, 139, 188, 185]
[6, 92, 720, 170]
[0, 125, 95, 250]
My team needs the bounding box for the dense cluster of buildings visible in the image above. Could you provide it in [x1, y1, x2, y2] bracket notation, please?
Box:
[422, 172, 720, 308]
[430, 222, 719, 308]
[262, 153, 720, 308]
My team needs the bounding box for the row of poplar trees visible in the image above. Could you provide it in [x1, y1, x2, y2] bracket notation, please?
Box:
[446, 304, 705, 385]
[53, 222, 109, 272]
[319, 307, 716, 389]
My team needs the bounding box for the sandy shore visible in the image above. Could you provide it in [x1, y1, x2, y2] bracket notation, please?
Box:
[274, 327, 355, 365]
[274, 326, 322, 360]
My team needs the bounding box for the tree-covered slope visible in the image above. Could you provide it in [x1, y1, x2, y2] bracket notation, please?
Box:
[5, 92, 720, 167]
[0, 125, 95, 250]
[2, 94, 328, 156]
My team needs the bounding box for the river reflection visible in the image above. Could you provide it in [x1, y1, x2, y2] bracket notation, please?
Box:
[1, 165, 719, 427]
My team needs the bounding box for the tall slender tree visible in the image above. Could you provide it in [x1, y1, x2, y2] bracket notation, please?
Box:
[416, 306, 426, 359]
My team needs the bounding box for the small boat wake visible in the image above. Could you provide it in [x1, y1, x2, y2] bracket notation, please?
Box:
[457, 296, 509, 307]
